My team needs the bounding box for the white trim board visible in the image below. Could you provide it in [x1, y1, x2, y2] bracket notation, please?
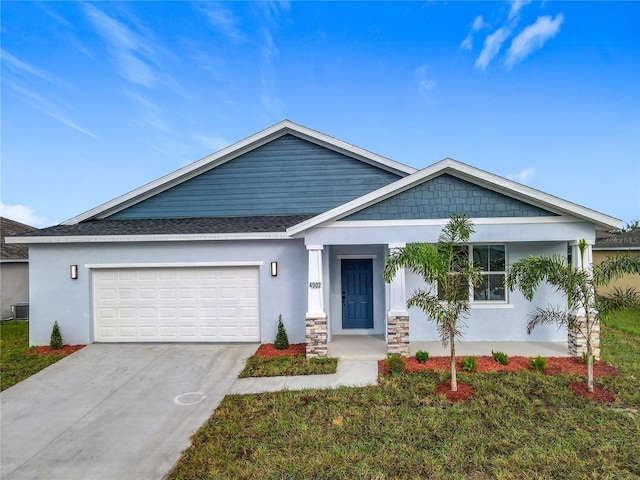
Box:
[86, 261, 264, 269]
[6, 232, 291, 244]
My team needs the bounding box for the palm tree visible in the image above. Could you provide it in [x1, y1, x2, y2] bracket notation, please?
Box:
[383, 215, 482, 392]
[506, 240, 640, 392]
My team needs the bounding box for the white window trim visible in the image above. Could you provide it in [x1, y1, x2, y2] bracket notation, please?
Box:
[470, 243, 508, 304]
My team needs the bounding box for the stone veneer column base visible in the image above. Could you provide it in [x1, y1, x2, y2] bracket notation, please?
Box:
[305, 316, 328, 358]
[387, 314, 410, 356]
[568, 312, 600, 360]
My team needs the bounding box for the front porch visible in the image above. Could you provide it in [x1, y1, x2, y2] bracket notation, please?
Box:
[326, 335, 571, 360]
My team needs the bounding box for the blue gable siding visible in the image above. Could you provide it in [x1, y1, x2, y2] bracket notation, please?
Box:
[110, 135, 402, 219]
[342, 174, 557, 220]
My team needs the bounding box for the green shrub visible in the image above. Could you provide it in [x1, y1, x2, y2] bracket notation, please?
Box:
[385, 354, 406, 375]
[50, 321, 63, 350]
[274, 315, 289, 350]
[415, 350, 429, 363]
[582, 351, 589, 365]
[492, 350, 508, 365]
[530, 356, 547, 372]
[461, 356, 477, 372]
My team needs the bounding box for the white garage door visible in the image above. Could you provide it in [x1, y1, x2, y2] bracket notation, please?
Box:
[93, 266, 259, 342]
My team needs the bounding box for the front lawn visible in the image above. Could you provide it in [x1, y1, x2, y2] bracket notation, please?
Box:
[0, 321, 73, 391]
[602, 308, 640, 336]
[239, 355, 338, 378]
[169, 322, 640, 479]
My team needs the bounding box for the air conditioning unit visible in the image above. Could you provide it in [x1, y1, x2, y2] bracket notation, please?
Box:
[12, 303, 29, 320]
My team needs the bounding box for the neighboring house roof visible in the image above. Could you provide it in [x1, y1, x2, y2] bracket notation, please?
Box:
[1, 217, 36, 260]
[287, 158, 622, 235]
[594, 229, 640, 251]
[64, 120, 417, 225]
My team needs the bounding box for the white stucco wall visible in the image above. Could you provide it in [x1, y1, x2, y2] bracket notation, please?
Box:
[27, 239, 308, 346]
[405, 241, 569, 342]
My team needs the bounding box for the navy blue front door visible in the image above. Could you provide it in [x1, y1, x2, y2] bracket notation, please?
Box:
[341, 259, 373, 329]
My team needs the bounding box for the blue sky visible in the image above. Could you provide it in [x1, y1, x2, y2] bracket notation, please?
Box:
[2, 1, 638, 228]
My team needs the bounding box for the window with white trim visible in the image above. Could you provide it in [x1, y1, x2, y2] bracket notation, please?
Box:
[472, 244, 506, 302]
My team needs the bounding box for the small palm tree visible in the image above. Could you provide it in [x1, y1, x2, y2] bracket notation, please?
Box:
[506, 240, 640, 392]
[383, 215, 482, 391]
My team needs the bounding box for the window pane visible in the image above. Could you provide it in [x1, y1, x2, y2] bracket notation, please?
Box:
[473, 245, 488, 270]
[473, 274, 505, 301]
[489, 245, 505, 271]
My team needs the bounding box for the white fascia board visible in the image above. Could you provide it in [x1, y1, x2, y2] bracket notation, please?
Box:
[64, 120, 415, 225]
[287, 158, 622, 235]
[6, 232, 290, 244]
[328, 216, 584, 228]
[0, 259, 29, 263]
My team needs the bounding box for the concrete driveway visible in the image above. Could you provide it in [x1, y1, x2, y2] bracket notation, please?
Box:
[1, 343, 256, 480]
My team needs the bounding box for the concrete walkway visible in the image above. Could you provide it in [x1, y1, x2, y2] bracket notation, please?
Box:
[229, 359, 379, 394]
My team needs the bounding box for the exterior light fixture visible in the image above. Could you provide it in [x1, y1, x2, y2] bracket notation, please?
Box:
[271, 262, 278, 277]
[70, 265, 78, 280]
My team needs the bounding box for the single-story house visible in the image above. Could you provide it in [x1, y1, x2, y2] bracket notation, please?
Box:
[593, 229, 640, 296]
[8, 120, 622, 356]
[1, 217, 36, 319]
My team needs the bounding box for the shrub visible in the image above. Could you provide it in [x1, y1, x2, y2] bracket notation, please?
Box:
[50, 321, 63, 350]
[415, 350, 429, 363]
[492, 350, 509, 365]
[461, 356, 477, 372]
[274, 315, 289, 350]
[582, 351, 589, 365]
[530, 356, 547, 372]
[385, 354, 406, 375]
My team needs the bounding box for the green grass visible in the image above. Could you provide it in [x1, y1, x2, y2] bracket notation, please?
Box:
[602, 308, 640, 337]
[169, 322, 640, 479]
[0, 321, 70, 391]
[239, 355, 338, 378]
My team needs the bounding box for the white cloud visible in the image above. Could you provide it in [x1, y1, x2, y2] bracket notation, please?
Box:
[508, 0, 531, 22]
[6, 81, 98, 138]
[472, 15, 490, 31]
[460, 15, 490, 51]
[83, 4, 157, 87]
[475, 27, 510, 70]
[199, 3, 246, 42]
[506, 14, 564, 68]
[460, 34, 474, 51]
[415, 65, 436, 92]
[508, 168, 535, 183]
[193, 134, 229, 152]
[0, 202, 49, 228]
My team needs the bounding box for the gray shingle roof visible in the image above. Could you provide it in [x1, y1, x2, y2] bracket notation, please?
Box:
[1, 217, 36, 259]
[18, 215, 314, 237]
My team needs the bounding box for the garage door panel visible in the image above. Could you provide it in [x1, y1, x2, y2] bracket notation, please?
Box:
[93, 266, 259, 342]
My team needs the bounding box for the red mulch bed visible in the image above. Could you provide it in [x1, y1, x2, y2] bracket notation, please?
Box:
[255, 343, 306, 358]
[378, 355, 619, 377]
[435, 381, 475, 402]
[569, 382, 616, 403]
[25, 345, 85, 355]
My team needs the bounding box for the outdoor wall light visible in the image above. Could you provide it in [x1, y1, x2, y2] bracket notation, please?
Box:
[271, 262, 278, 277]
[70, 265, 78, 280]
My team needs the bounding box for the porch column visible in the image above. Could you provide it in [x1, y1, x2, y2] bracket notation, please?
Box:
[568, 240, 599, 359]
[387, 243, 410, 356]
[305, 245, 327, 358]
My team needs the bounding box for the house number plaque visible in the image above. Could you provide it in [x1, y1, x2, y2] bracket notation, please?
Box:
[309, 282, 322, 289]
